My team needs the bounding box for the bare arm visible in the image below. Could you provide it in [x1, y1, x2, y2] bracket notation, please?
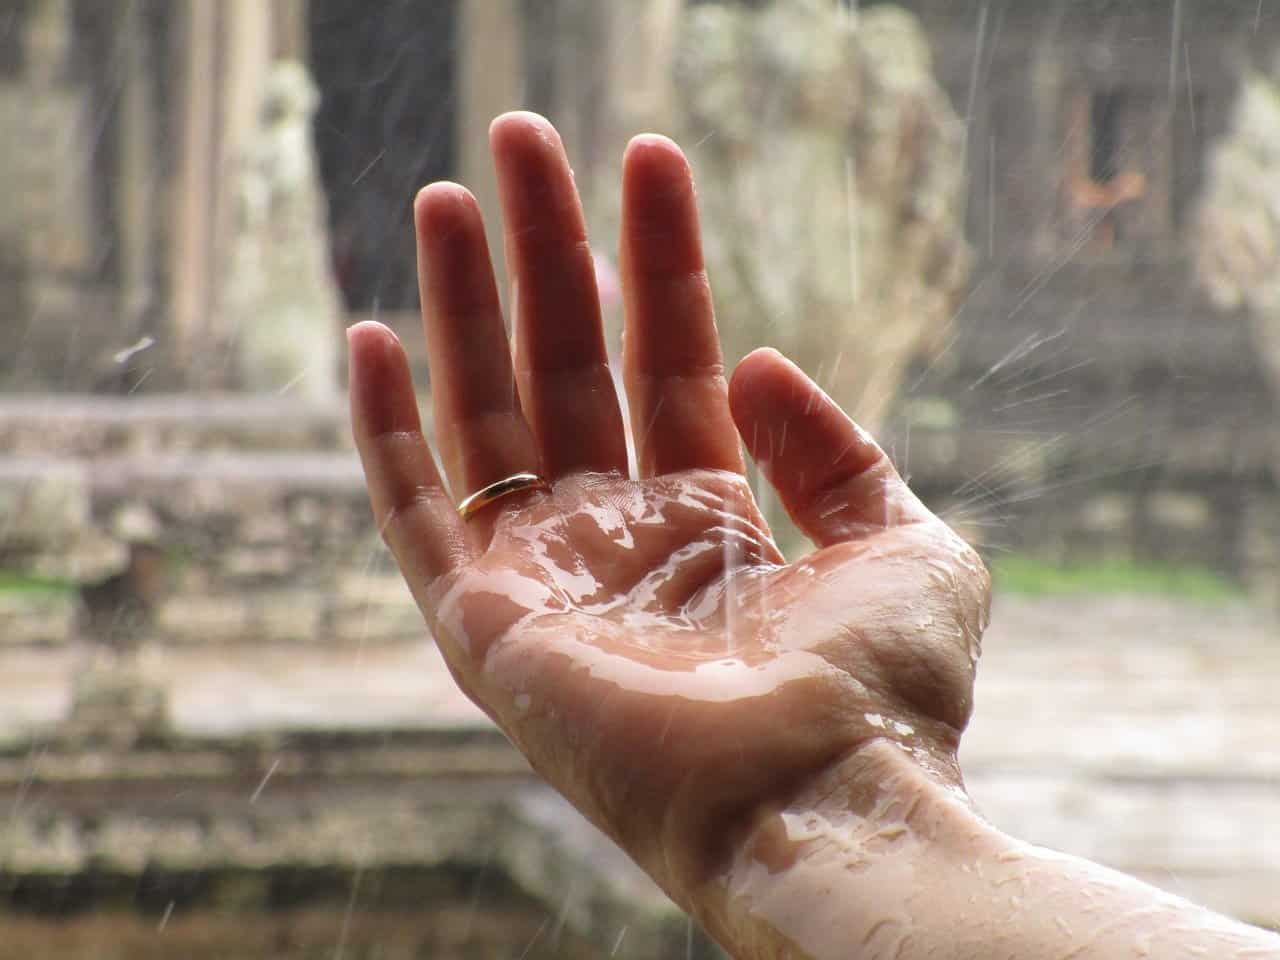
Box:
[696, 741, 1280, 960]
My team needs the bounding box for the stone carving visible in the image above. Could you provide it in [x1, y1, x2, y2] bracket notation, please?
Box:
[223, 61, 343, 400]
[674, 2, 968, 430]
[1194, 65, 1280, 519]
[1195, 66, 1280, 415]
[577, 1, 969, 433]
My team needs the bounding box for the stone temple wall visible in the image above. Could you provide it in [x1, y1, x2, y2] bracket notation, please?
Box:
[0, 397, 420, 652]
[1, 388, 1275, 671]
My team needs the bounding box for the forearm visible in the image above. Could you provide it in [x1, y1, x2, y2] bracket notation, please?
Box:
[694, 741, 1280, 960]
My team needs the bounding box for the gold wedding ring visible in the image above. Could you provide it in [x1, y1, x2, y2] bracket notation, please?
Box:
[456, 472, 549, 520]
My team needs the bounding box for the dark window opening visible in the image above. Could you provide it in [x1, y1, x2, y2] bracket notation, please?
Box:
[308, 0, 458, 312]
[1090, 90, 1124, 183]
[0, 0, 31, 80]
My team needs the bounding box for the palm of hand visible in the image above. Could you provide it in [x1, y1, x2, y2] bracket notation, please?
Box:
[348, 113, 990, 904]
[429, 468, 987, 893]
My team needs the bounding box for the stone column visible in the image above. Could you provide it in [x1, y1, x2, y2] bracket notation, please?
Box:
[206, 0, 274, 380]
[273, 0, 310, 62]
[168, 0, 303, 388]
[13, 0, 98, 388]
[168, 0, 220, 382]
[24, 0, 91, 282]
[114, 0, 159, 338]
[458, 0, 524, 304]
[23, 0, 72, 87]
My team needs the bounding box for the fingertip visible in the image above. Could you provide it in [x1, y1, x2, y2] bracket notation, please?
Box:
[623, 133, 693, 201]
[414, 182, 481, 234]
[728, 348, 795, 418]
[489, 110, 561, 158]
[624, 132, 686, 167]
[347, 321, 420, 438]
[490, 109, 548, 133]
[347, 318, 400, 356]
[733, 346, 789, 379]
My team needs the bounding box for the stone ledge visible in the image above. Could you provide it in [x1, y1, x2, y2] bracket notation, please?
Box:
[0, 727, 524, 788]
[0, 725, 691, 955]
[0, 395, 357, 457]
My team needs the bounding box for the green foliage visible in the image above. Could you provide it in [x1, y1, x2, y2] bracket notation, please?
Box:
[992, 554, 1243, 602]
[0, 571, 75, 596]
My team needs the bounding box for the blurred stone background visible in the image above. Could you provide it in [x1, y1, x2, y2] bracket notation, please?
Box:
[0, 1, 1277, 957]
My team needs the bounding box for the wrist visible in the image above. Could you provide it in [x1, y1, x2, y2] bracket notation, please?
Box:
[689, 737, 985, 959]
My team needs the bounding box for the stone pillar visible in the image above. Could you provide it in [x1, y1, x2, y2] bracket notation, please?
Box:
[205, 0, 274, 383]
[218, 0, 275, 223]
[23, 0, 73, 87]
[114, 0, 159, 339]
[168, 0, 220, 381]
[10, 0, 99, 388]
[1029, 37, 1068, 258]
[458, 0, 524, 303]
[221, 60, 344, 399]
[273, 0, 310, 62]
[166, 0, 312, 388]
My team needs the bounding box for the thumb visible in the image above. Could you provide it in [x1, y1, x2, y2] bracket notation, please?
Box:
[728, 349, 932, 547]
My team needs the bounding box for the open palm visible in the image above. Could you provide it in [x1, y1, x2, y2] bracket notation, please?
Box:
[348, 113, 989, 909]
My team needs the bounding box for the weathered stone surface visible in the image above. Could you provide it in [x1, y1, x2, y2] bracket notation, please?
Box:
[1, 594, 1277, 933]
[155, 596, 251, 646]
[0, 731, 700, 957]
[901, 421, 1277, 594]
[222, 62, 344, 400]
[0, 592, 75, 647]
[0, 449, 412, 650]
[62, 651, 170, 748]
[1195, 67, 1280, 407]
[0, 396, 352, 458]
[0, 462, 89, 554]
[678, 3, 968, 430]
[1155, 56, 1280, 508]
[0, 2, 111, 393]
[567, 1, 968, 433]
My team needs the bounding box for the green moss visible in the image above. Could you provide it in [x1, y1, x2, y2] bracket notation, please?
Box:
[0, 572, 75, 597]
[992, 555, 1243, 602]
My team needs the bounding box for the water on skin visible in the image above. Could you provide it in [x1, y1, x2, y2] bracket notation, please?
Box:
[417, 467, 987, 905]
[457, 469, 981, 717]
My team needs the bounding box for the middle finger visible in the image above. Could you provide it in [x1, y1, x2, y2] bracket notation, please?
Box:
[490, 112, 629, 479]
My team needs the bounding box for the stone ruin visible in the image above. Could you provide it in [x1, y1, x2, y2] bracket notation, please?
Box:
[669, 1, 970, 432]
[2, 0, 1278, 955]
[552, 0, 970, 434]
[0, 4, 973, 952]
[1194, 57, 1280, 465]
[223, 61, 344, 400]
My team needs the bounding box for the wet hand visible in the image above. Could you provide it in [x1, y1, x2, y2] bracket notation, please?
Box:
[348, 112, 990, 907]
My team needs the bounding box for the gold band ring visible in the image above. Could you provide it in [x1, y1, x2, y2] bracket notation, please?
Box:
[456, 472, 549, 520]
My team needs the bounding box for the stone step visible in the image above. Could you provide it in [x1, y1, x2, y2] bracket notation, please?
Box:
[0, 453, 416, 648]
[0, 593, 1276, 928]
[0, 395, 364, 457]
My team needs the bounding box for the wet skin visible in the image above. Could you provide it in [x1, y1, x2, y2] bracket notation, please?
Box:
[348, 113, 990, 918]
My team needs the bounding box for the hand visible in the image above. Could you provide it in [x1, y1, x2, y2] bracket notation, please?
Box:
[347, 112, 990, 912]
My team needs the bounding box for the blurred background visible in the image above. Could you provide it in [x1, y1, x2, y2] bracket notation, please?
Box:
[0, 0, 1277, 956]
